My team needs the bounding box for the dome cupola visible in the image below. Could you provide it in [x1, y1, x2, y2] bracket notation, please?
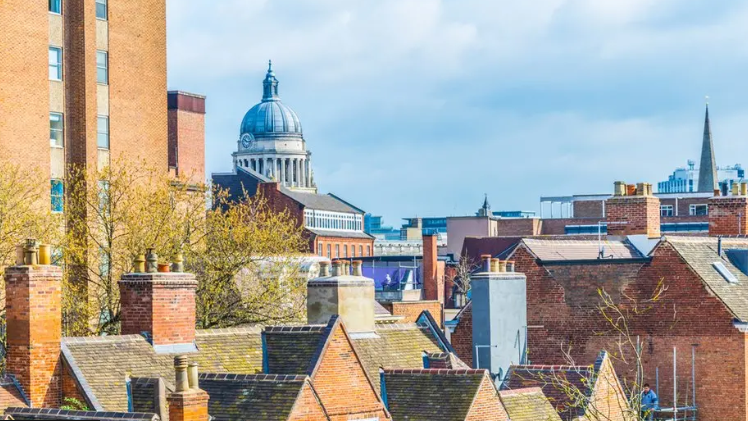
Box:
[240, 61, 302, 139]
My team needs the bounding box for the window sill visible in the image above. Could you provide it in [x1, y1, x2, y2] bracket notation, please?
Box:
[50, 145, 64, 149]
[50, 78, 63, 82]
[49, 11, 62, 16]
[97, 147, 110, 151]
[96, 17, 108, 22]
[97, 82, 109, 86]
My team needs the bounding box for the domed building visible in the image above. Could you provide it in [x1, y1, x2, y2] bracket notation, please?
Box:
[232, 61, 316, 192]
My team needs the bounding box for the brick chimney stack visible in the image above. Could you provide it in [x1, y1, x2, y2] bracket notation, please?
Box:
[708, 182, 748, 236]
[605, 181, 660, 238]
[167, 356, 210, 421]
[119, 272, 198, 352]
[422, 234, 444, 303]
[5, 262, 63, 407]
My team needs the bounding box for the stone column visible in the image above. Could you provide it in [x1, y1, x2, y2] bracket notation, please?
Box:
[292, 158, 298, 187]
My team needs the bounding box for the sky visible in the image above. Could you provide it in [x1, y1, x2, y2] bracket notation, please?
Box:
[166, 0, 748, 225]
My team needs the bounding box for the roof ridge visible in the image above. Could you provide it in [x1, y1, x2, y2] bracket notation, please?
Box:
[383, 368, 487, 375]
[199, 373, 307, 383]
[195, 326, 263, 336]
[264, 325, 327, 333]
[62, 334, 146, 344]
[498, 386, 545, 396]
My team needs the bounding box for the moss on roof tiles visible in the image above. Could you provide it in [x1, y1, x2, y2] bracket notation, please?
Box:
[499, 388, 562, 421]
[62, 328, 263, 412]
[200, 375, 308, 421]
[263, 328, 327, 375]
[382, 371, 484, 420]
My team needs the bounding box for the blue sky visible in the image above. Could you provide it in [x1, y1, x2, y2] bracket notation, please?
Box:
[166, 0, 748, 224]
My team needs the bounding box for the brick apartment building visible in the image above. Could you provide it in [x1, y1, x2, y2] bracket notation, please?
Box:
[451, 181, 748, 420]
[0, 0, 205, 210]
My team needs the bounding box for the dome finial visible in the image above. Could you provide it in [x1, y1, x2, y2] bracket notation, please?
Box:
[262, 60, 279, 101]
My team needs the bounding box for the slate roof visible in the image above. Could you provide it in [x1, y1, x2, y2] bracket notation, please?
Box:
[199, 373, 324, 421]
[381, 369, 490, 421]
[3, 408, 159, 420]
[499, 387, 562, 421]
[461, 236, 522, 263]
[263, 325, 328, 374]
[519, 238, 644, 261]
[281, 188, 362, 214]
[423, 352, 469, 369]
[129, 377, 166, 416]
[62, 327, 263, 412]
[211, 167, 264, 202]
[665, 236, 748, 322]
[306, 228, 373, 239]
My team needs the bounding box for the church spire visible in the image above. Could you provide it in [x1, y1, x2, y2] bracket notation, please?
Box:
[697, 98, 718, 193]
[478, 193, 491, 217]
[262, 60, 279, 101]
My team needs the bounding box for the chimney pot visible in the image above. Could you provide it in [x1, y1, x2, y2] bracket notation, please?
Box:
[627, 184, 637, 196]
[352, 260, 363, 276]
[714, 188, 721, 197]
[23, 239, 38, 265]
[498, 260, 507, 273]
[187, 362, 199, 390]
[38, 244, 51, 265]
[133, 255, 146, 273]
[741, 182, 747, 196]
[490, 258, 499, 273]
[481, 255, 492, 272]
[732, 183, 739, 196]
[613, 181, 627, 196]
[506, 260, 515, 272]
[146, 248, 158, 273]
[174, 356, 189, 392]
[319, 261, 330, 277]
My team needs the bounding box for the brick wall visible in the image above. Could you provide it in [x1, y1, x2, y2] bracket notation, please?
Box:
[61, 364, 88, 405]
[119, 273, 198, 346]
[314, 236, 374, 259]
[451, 304, 473, 367]
[605, 195, 660, 237]
[495, 218, 540, 236]
[0, 0, 50, 184]
[5, 266, 63, 408]
[539, 217, 603, 235]
[168, 389, 210, 421]
[465, 374, 509, 421]
[587, 355, 628, 421]
[168, 92, 206, 184]
[288, 381, 329, 421]
[109, 0, 168, 170]
[708, 196, 748, 236]
[422, 235, 444, 303]
[574, 200, 605, 218]
[310, 322, 387, 420]
[511, 242, 747, 421]
[382, 301, 443, 327]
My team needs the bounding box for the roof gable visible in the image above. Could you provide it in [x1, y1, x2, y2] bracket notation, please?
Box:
[518, 238, 644, 262]
[499, 387, 561, 421]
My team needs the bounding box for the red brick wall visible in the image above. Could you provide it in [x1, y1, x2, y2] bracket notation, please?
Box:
[574, 200, 605, 218]
[708, 196, 748, 236]
[109, 0, 168, 171]
[605, 195, 660, 237]
[659, 197, 711, 217]
[168, 389, 210, 421]
[539, 217, 603, 235]
[423, 235, 444, 303]
[383, 301, 443, 327]
[5, 266, 63, 408]
[495, 218, 540, 236]
[0, 0, 50, 184]
[314, 236, 374, 259]
[288, 382, 329, 421]
[587, 356, 628, 421]
[61, 363, 87, 404]
[119, 273, 197, 346]
[512, 242, 747, 421]
[168, 92, 205, 185]
[451, 304, 473, 367]
[310, 322, 387, 420]
[465, 374, 509, 421]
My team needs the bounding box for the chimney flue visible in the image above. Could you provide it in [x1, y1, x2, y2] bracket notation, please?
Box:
[352, 260, 363, 276]
[481, 255, 492, 272]
[319, 261, 330, 277]
[174, 356, 189, 392]
[187, 362, 199, 390]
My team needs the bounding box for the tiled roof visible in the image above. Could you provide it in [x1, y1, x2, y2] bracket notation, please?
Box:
[2, 408, 159, 420]
[462, 236, 522, 262]
[499, 387, 561, 421]
[62, 327, 263, 412]
[281, 188, 362, 214]
[129, 377, 166, 416]
[665, 236, 748, 321]
[198, 373, 318, 421]
[520, 238, 643, 261]
[356, 323, 446, 393]
[0, 376, 27, 412]
[381, 369, 488, 420]
[501, 352, 608, 419]
[306, 228, 373, 239]
[423, 352, 469, 369]
[263, 325, 328, 374]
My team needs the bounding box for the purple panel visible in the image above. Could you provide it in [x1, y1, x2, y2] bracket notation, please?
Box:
[363, 265, 422, 290]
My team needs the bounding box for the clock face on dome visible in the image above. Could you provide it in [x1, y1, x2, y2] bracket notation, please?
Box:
[240, 133, 255, 150]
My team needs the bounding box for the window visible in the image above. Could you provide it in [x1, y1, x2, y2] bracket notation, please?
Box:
[359, 245, 363, 256]
[326, 244, 331, 258]
[49, 0, 61, 14]
[97, 116, 109, 149]
[660, 205, 673, 217]
[318, 243, 323, 256]
[51, 179, 64, 213]
[689, 204, 708, 216]
[343, 245, 348, 258]
[351, 246, 356, 258]
[96, 51, 108, 84]
[49, 47, 62, 80]
[713, 261, 738, 284]
[366, 245, 371, 256]
[335, 245, 340, 258]
[50, 113, 63, 147]
[95, 0, 107, 20]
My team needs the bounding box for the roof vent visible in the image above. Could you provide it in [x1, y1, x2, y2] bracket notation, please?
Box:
[725, 249, 748, 277]
[713, 261, 739, 284]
